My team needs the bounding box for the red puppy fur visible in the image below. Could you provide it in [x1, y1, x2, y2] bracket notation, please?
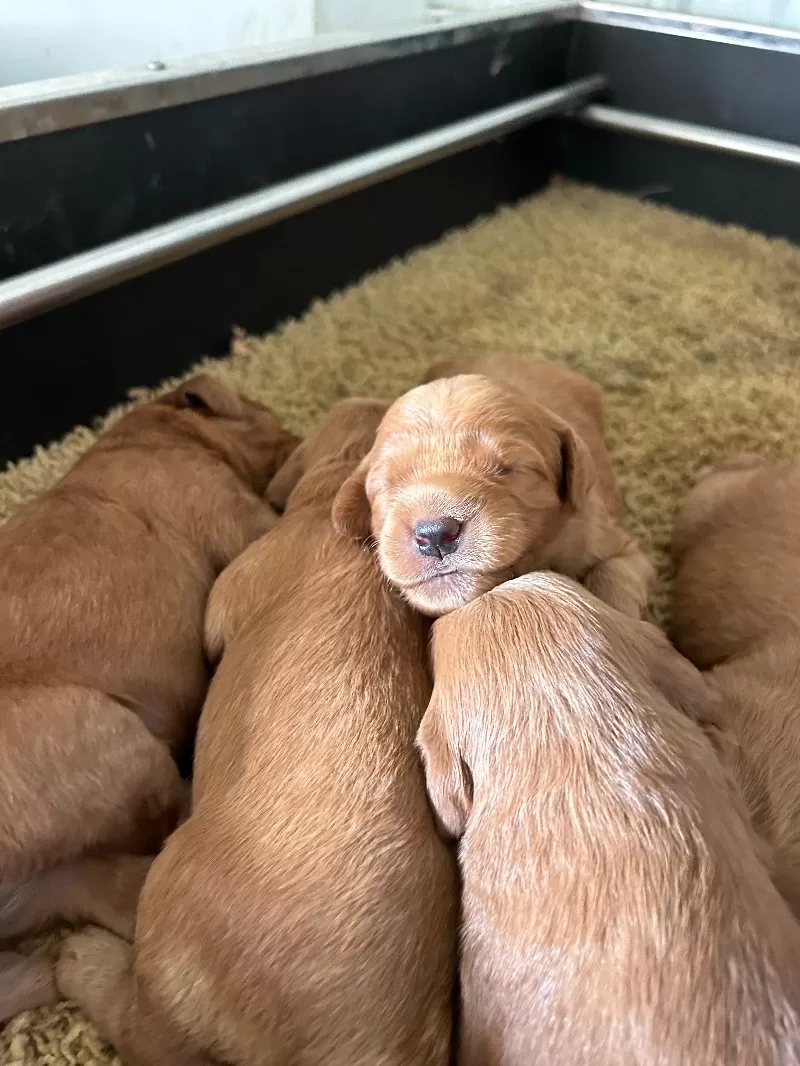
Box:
[0, 374, 297, 1023]
[418, 571, 800, 1066]
[672, 453, 800, 918]
[57, 399, 458, 1066]
[333, 353, 652, 619]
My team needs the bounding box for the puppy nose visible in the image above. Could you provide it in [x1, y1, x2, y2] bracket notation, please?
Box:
[414, 518, 462, 558]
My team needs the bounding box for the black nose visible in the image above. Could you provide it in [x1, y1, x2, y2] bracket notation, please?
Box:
[414, 517, 462, 558]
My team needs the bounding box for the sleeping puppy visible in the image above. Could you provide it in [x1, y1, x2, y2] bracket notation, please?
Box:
[418, 572, 800, 1066]
[0, 374, 297, 1024]
[672, 453, 800, 918]
[57, 399, 458, 1066]
[333, 354, 651, 619]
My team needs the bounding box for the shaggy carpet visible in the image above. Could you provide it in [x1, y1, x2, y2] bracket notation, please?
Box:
[3, 180, 800, 1064]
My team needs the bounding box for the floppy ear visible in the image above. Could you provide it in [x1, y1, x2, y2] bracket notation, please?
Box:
[331, 454, 373, 541]
[265, 439, 310, 512]
[170, 374, 244, 419]
[554, 420, 594, 509]
[416, 697, 472, 840]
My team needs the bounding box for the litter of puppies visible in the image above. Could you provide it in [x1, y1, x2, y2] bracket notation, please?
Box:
[2, 354, 799, 1063]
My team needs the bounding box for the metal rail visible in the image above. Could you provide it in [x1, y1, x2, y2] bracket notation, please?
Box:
[0, 75, 605, 329]
[7, 77, 799, 331]
[574, 103, 800, 169]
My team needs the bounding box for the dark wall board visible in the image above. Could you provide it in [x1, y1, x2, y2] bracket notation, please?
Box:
[1, 125, 555, 463]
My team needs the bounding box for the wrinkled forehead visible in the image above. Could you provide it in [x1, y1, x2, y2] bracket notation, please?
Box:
[381, 378, 505, 445]
[387, 375, 507, 425]
[373, 377, 550, 471]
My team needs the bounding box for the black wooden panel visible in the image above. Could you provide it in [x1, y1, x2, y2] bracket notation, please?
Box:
[0, 22, 570, 281]
[0, 124, 555, 463]
[567, 21, 800, 144]
[560, 20, 800, 246]
[559, 122, 800, 244]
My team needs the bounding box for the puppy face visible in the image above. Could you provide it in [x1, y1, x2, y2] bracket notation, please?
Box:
[332, 376, 593, 617]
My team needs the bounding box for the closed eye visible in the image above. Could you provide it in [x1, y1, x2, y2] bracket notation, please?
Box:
[491, 464, 514, 478]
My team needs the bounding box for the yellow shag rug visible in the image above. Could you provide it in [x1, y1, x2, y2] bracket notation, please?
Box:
[3, 180, 800, 1064]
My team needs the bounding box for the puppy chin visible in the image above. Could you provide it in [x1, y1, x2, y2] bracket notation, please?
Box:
[398, 572, 489, 618]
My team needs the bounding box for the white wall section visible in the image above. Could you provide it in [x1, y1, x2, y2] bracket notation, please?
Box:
[3, 0, 797, 93]
[0, 0, 315, 86]
[316, 0, 426, 32]
[430, 0, 800, 28]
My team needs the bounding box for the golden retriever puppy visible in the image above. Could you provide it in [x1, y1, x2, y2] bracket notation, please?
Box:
[418, 572, 800, 1066]
[57, 399, 458, 1066]
[672, 453, 800, 917]
[333, 354, 651, 619]
[0, 374, 297, 1023]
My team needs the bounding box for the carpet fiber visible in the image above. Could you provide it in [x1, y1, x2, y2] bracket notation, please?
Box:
[4, 180, 800, 1064]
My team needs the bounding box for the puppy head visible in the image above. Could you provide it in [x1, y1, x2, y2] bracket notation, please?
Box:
[513, 575, 726, 734]
[266, 398, 388, 512]
[418, 573, 591, 838]
[418, 572, 727, 838]
[161, 374, 300, 492]
[422, 350, 529, 385]
[332, 375, 594, 617]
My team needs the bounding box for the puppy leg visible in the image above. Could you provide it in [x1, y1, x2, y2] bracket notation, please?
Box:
[416, 697, 472, 840]
[0, 951, 58, 1024]
[582, 542, 654, 619]
[58, 929, 215, 1066]
[58, 855, 152, 938]
[204, 557, 255, 663]
[0, 685, 184, 931]
[2, 855, 152, 942]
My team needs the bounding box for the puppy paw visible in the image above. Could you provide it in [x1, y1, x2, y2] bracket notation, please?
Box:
[584, 571, 649, 621]
[56, 927, 131, 1009]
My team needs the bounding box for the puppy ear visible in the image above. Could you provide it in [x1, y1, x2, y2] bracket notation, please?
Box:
[554, 420, 594, 509]
[265, 439, 309, 512]
[170, 374, 244, 419]
[416, 698, 472, 840]
[331, 455, 373, 541]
